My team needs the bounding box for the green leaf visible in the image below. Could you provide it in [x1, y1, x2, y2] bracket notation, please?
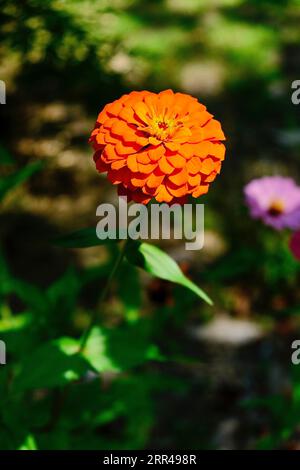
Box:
[14, 337, 90, 391]
[82, 321, 162, 373]
[117, 260, 142, 321]
[18, 434, 38, 450]
[54, 227, 125, 248]
[0, 313, 35, 357]
[126, 241, 213, 305]
[0, 313, 32, 333]
[47, 268, 80, 316]
[1, 278, 48, 316]
[0, 161, 43, 201]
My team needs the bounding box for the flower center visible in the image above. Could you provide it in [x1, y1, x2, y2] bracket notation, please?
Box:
[268, 200, 285, 217]
[158, 121, 168, 130]
[140, 115, 181, 142]
[152, 117, 176, 140]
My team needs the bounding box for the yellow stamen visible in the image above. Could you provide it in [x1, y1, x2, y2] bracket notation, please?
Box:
[268, 200, 284, 217]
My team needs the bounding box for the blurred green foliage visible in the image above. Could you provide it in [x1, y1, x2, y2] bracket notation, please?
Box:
[1, 0, 300, 451]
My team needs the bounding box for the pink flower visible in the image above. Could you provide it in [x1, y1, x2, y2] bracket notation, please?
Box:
[244, 176, 300, 230]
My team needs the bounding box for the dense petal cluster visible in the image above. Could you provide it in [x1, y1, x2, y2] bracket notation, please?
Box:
[244, 176, 300, 230]
[89, 90, 226, 204]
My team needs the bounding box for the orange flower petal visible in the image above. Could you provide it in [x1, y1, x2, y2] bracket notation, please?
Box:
[111, 159, 126, 170]
[203, 119, 225, 141]
[148, 145, 165, 161]
[147, 171, 165, 189]
[131, 174, 149, 188]
[127, 154, 139, 172]
[166, 180, 188, 197]
[200, 158, 215, 175]
[204, 172, 217, 183]
[187, 128, 204, 143]
[90, 90, 226, 204]
[95, 132, 106, 146]
[118, 107, 141, 126]
[167, 155, 186, 169]
[164, 142, 180, 151]
[179, 143, 197, 159]
[133, 101, 151, 124]
[188, 173, 201, 186]
[138, 162, 158, 174]
[149, 137, 161, 146]
[192, 185, 209, 198]
[115, 141, 140, 155]
[111, 119, 131, 136]
[106, 100, 123, 117]
[102, 144, 123, 162]
[158, 156, 174, 174]
[136, 151, 151, 164]
[168, 168, 188, 186]
[97, 104, 111, 124]
[187, 157, 201, 174]
[155, 185, 173, 203]
[104, 133, 119, 145]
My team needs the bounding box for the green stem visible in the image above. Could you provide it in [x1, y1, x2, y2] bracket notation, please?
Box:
[79, 239, 129, 350]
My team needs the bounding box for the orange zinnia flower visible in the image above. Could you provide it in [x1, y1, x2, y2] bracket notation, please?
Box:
[89, 89, 226, 204]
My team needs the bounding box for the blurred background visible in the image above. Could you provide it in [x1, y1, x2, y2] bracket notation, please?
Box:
[1, 0, 300, 450]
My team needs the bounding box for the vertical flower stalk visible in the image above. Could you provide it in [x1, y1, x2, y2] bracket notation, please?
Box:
[80, 239, 129, 350]
[79, 89, 226, 346]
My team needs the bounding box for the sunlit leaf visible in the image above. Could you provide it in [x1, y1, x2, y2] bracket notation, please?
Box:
[18, 434, 38, 450]
[14, 338, 90, 391]
[82, 321, 162, 373]
[126, 241, 213, 305]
